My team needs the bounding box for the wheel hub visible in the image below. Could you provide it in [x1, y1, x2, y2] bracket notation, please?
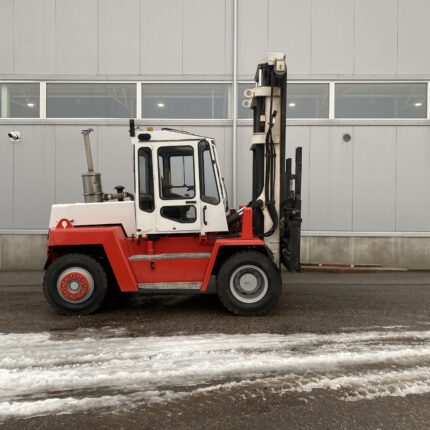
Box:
[68, 280, 80, 292]
[57, 268, 94, 304]
[230, 265, 269, 304]
[239, 273, 258, 293]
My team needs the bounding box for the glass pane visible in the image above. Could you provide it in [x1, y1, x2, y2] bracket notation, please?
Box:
[199, 143, 220, 205]
[335, 83, 427, 118]
[238, 83, 329, 119]
[160, 205, 197, 223]
[142, 83, 230, 119]
[138, 148, 154, 212]
[158, 146, 195, 199]
[0, 83, 39, 118]
[287, 83, 329, 118]
[47, 83, 136, 118]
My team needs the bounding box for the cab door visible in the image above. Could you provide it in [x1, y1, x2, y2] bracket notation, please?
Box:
[198, 140, 228, 234]
[154, 144, 201, 233]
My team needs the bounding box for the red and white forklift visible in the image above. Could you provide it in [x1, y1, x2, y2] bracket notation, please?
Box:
[43, 53, 302, 316]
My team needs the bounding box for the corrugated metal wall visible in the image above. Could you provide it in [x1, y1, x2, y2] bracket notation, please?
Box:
[238, 125, 430, 232]
[239, 0, 430, 77]
[0, 124, 233, 230]
[3, 0, 430, 78]
[1, 0, 430, 234]
[0, 0, 234, 77]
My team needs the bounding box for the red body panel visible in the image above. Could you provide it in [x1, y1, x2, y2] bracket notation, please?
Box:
[47, 208, 265, 293]
[200, 238, 264, 292]
[48, 223, 138, 291]
[127, 235, 213, 284]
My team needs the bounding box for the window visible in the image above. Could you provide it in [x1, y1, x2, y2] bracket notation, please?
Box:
[2, 80, 428, 121]
[138, 148, 154, 212]
[287, 83, 329, 118]
[142, 83, 230, 119]
[46, 83, 136, 118]
[0, 83, 39, 118]
[238, 83, 329, 119]
[199, 141, 220, 205]
[160, 205, 197, 223]
[158, 146, 195, 200]
[335, 83, 427, 119]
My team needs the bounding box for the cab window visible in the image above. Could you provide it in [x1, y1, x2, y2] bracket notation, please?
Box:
[138, 147, 154, 212]
[160, 205, 197, 223]
[158, 146, 195, 200]
[199, 141, 220, 205]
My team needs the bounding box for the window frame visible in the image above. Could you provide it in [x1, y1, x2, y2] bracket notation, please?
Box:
[141, 82, 231, 120]
[238, 81, 332, 120]
[334, 81, 428, 120]
[198, 140, 220, 205]
[45, 82, 137, 119]
[0, 80, 428, 121]
[237, 80, 430, 121]
[0, 82, 41, 119]
[137, 147, 155, 213]
[160, 205, 197, 224]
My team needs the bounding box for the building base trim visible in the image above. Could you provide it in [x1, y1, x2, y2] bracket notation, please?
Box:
[1, 234, 430, 271]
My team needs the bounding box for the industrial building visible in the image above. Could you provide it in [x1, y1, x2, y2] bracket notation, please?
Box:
[1, 0, 430, 270]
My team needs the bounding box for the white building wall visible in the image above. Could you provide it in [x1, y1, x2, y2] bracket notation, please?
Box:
[0, 0, 430, 242]
[1, 0, 430, 79]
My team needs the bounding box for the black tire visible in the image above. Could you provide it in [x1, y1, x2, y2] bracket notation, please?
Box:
[43, 253, 108, 315]
[217, 251, 281, 316]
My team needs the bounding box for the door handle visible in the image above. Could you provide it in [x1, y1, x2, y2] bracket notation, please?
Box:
[203, 205, 208, 225]
[186, 200, 196, 204]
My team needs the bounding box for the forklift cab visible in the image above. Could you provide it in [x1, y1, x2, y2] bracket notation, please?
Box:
[132, 128, 229, 236]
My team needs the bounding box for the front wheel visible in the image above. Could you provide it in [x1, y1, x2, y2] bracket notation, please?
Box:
[217, 251, 281, 316]
[43, 253, 108, 315]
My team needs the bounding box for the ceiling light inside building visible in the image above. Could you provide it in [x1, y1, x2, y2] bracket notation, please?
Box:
[157, 102, 165, 108]
[288, 102, 296, 107]
[414, 102, 423, 107]
[27, 103, 35, 108]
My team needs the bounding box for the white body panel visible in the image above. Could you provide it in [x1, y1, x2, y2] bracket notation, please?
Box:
[49, 129, 228, 238]
[49, 201, 136, 236]
[203, 141, 229, 234]
[152, 138, 201, 234]
[133, 130, 228, 236]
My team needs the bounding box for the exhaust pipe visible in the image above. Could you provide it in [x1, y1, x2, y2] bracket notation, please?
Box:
[81, 128, 103, 203]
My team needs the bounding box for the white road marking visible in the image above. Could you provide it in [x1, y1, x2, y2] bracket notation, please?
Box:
[0, 327, 429, 420]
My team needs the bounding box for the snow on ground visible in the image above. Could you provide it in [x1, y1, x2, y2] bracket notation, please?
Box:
[0, 326, 430, 420]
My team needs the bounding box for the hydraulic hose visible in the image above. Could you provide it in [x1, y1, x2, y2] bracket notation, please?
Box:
[264, 70, 279, 237]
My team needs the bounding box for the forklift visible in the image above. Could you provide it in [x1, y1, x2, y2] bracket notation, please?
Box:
[43, 53, 302, 316]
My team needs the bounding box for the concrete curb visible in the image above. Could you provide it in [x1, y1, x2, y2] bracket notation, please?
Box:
[0, 271, 44, 286]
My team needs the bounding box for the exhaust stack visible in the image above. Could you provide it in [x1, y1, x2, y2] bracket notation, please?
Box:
[81, 128, 103, 203]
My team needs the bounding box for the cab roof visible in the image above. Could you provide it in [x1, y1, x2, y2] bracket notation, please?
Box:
[132, 129, 211, 144]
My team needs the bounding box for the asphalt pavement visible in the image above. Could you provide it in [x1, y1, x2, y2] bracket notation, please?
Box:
[0, 270, 429, 429]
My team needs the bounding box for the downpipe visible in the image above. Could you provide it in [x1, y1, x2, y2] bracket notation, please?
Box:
[232, 0, 238, 209]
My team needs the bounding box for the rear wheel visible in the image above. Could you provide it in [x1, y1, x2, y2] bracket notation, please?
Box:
[43, 253, 108, 315]
[217, 251, 281, 316]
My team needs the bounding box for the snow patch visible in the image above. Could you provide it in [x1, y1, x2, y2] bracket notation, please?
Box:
[1, 327, 430, 420]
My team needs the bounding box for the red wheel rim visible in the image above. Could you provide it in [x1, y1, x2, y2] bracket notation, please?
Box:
[56, 267, 94, 304]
